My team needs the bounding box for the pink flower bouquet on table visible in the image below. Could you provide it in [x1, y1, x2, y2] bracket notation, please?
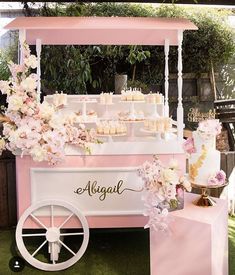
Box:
[138, 156, 191, 232]
[0, 42, 98, 164]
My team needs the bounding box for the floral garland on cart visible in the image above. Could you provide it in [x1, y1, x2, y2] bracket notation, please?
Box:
[0, 43, 97, 164]
[138, 157, 191, 233]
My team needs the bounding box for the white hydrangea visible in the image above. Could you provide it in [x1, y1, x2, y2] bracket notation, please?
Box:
[0, 80, 11, 95]
[24, 55, 38, 69]
[161, 168, 179, 185]
[39, 102, 55, 121]
[30, 145, 47, 162]
[21, 76, 37, 92]
[49, 114, 65, 130]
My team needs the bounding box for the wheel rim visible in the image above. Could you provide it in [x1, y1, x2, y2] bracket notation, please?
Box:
[16, 200, 89, 271]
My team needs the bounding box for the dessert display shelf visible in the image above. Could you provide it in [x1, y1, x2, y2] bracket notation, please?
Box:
[140, 127, 177, 141]
[96, 133, 127, 143]
[121, 100, 145, 121]
[46, 94, 176, 144]
[4, 16, 198, 272]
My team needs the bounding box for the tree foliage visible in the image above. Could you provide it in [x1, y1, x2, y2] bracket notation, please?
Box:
[36, 3, 235, 94]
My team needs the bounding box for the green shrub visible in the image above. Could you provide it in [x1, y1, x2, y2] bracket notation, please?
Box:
[0, 50, 10, 81]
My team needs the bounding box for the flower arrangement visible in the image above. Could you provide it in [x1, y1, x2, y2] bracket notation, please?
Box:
[183, 119, 222, 156]
[0, 43, 97, 164]
[197, 119, 222, 140]
[138, 156, 191, 232]
[208, 170, 226, 186]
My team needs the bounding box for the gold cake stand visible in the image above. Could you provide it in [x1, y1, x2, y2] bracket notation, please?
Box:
[191, 181, 228, 207]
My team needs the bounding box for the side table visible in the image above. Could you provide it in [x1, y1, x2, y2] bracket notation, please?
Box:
[150, 193, 228, 275]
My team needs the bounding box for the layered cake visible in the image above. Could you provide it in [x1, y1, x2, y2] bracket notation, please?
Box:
[184, 119, 226, 186]
[144, 117, 172, 132]
[96, 120, 127, 135]
[100, 92, 113, 104]
[121, 88, 145, 101]
[146, 92, 164, 104]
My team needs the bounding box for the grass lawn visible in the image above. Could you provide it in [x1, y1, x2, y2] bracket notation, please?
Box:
[0, 217, 234, 275]
[229, 216, 235, 275]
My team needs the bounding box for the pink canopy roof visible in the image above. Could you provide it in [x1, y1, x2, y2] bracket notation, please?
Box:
[5, 16, 198, 46]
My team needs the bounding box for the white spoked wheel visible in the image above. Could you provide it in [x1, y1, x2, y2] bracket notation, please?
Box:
[16, 200, 89, 271]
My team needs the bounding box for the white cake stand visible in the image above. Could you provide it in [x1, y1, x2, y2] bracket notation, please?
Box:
[120, 100, 145, 120]
[146, 102, 164, 118]
[119, 120, 144, 141]
[74, 99, 97, 121]
[98, 103, 114, 119]
[75, 115, 97, 124]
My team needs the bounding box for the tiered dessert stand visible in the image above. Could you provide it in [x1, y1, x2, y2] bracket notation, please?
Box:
[75, 99, 97, 122]
[99, 102, 114, 119]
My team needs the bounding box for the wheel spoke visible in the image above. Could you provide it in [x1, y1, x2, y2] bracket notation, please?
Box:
[22, 233, 46, 237]
[31, 239, 47, 257]
[51, 242, 56, 265]
[60, 232, 84, 236]
[51, 205, 54, 227]
[30, 214, 48, 230]
[58, 239, 76, 256]
[58, 213, 74, 229]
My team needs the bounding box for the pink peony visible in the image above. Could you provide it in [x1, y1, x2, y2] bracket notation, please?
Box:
[215, 170, 226, 184]
[183, 137, 196, 154]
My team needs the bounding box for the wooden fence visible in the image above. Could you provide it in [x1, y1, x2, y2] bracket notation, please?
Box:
[0, 153, 16, 228]
[211, 152, 235, 197]
[0, 152, 234, 228]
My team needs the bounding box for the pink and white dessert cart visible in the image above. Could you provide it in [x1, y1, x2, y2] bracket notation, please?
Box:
[4, 17, 197, 271]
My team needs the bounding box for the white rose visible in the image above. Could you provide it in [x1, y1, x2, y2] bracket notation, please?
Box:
[30, 145, 47, 162]
[168, 159, 179, 170]
[0, 80, 11, 95]
[64, 113, 77, 125]
[8, 130, 21, 144]
[8, 95, 24, 111]
[39, 102, 55, 121]
[24, 55, 37, 69]
[162, 168, 179, 185]
[21, 76, 37, 91]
